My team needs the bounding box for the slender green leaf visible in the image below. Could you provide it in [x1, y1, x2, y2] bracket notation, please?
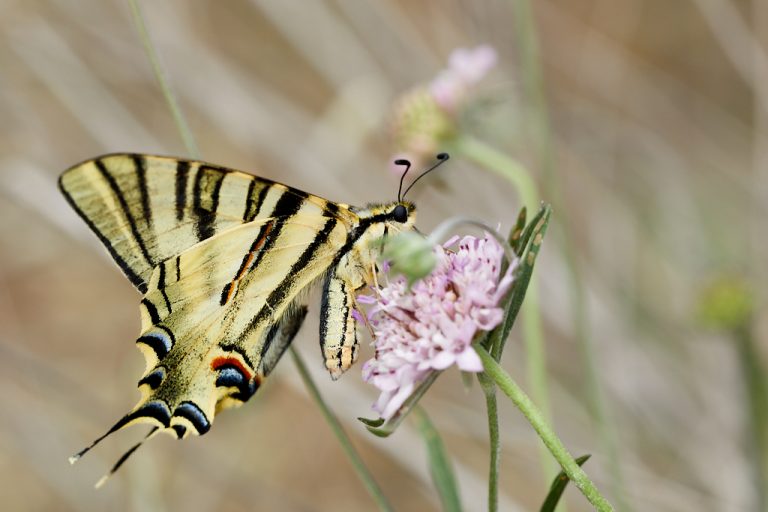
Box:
[493, 204, 552, 358]
[414, 407, 463, 512]
[540, 455, 592, 512]
[290, 349, 393, 511]
[514, 203, 548, 258]
[480, 209, 536, 354]
[484, 204, 551, 359]
[357, 417, 385, 428]
[509, 206, 528, 254]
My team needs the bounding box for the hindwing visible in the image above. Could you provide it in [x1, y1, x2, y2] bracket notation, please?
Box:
[134, 214, 348, 436]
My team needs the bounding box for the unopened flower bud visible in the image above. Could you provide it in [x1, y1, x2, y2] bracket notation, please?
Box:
[384, 232, 437, 286]
[698, 276, 753, 331]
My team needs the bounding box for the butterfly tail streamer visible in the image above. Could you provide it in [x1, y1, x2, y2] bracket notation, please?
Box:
[94, 427, 161, 489]
[68, 413, 136, 465]
[69, 403, 165, 464]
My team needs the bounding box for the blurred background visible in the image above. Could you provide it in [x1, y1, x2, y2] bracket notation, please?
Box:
[0, 1, 765, 510]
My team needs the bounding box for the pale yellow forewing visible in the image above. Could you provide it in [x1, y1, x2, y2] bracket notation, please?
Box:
[59, 154, 343, 293]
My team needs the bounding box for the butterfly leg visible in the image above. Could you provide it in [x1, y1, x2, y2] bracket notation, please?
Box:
[319, 267, 360, 380]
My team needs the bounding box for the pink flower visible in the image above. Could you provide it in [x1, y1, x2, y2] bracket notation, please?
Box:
[389, 45, 498, 174]
[430, 45, 498, 111]
[361, 233, 516, 420]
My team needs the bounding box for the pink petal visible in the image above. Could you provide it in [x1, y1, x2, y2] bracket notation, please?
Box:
[456, 347, 484, 372]
[429, 350, 456, 370]
[379, 380, 416, 420]
[449, 45, 497, 84]
[442, 235, 460, 248]
[430, 72, 464, 110]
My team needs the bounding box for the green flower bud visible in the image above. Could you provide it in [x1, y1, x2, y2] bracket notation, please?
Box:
[383, 231, 437, 286]
[391, 88, 456, 168]
[697, 275, 754, 331]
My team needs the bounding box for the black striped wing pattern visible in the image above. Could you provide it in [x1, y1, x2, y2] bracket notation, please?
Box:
[60, 154, 416, 484]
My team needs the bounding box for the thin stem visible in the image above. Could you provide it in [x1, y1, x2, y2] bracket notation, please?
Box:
[736, 325, 768, 509]
[454, 135, 556, 477]
[452, 136, 538, 210]
[478, 372, 500, 512]
[507, 1, 630, 507]
[475, 345, 614, 511]
[412, 407, 462, 512]
[508, 0, 551, 186]
[290, 348, 393, 512]
[127, 0, 201, 159]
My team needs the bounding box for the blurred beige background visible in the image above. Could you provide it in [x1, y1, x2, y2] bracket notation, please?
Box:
[1, 1, 766, 511]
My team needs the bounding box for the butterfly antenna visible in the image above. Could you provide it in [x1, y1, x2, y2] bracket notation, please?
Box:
[401, 153, 450, 199]
[94, 427, 160, 489]
[395, 158, 412, 202]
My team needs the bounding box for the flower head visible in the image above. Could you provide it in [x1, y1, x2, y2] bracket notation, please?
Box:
[430, 45, 498, 111]
[361, 233, 516, 419]
[390, 45, 498, 172]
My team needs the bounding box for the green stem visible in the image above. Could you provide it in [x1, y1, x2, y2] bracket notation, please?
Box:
[127, 0, 201, 159]
[453, 136, 538, 210]
[455, 136, 556, 477]
[735, 325, 768, 509]
[507, 1, 630, 507]
[475, 345, 614, 511]
[508, 0, 551, 186]
[289, 348, 393, 512]
[566, 253, 627, 510]
[412, 408, 463, 512]
[478, 372, 501, 512]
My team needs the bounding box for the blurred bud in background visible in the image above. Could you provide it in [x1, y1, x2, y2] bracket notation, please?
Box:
[697, 275, 754, 331]
[391, 45, 497, 171]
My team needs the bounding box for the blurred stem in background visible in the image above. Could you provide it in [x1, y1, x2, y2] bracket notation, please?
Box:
[507, 0, 630, 509]
[452, 135, 556, 484]
[698, 277, 765, 509]
[127, 0, 200, 160]
[127, 2, 391, 509]
[737, 325, 768, 511]
[290, 348, 393, 512]
[749, 2, 768, 508]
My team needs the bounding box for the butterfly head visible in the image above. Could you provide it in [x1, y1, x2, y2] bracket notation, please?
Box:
[387, 200, 416, 229]
[355, 153, 450, 239]
[354, 200, 416, 238]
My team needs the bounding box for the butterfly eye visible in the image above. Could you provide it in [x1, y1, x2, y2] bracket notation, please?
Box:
[392, 204, 408, 223]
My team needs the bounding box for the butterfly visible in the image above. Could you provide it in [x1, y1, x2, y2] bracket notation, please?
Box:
[60, 152, 447, 485]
